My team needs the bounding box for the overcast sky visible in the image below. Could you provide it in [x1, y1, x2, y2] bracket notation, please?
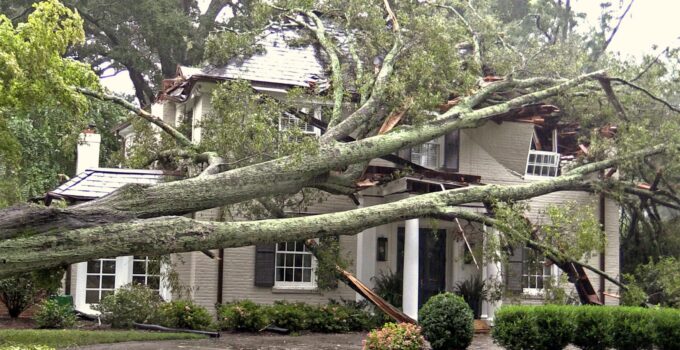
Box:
[101, 1, 680, 94]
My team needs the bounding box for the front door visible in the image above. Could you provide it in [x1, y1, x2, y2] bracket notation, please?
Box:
[398, 228, 447, 308]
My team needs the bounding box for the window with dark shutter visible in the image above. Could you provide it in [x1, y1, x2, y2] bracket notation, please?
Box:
[505, 245, 524, 293]
[443, 130, 460, 171]
[254, 244, 276, 287]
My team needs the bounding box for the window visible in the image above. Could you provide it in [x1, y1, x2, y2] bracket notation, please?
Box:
[411, 141, 440, 169]
[278, 108, 321, 136]
[275, 241, 316, 288]
[85, 258, 116, 304]
[522, 247, 553, 292]
[132, 256, 161, 292]
[526, 150, 560, 178]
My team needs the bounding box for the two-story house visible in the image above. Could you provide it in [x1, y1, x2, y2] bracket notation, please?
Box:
[52, 26, 620, 321]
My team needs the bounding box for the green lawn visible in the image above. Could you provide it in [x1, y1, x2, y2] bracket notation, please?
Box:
[0, 329, 205, 349]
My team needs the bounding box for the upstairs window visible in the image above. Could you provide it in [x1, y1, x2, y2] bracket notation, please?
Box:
[411, 141, 440, 169]
[526, 150, 560, 177]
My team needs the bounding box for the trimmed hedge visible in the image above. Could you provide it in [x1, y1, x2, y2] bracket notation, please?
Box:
[419, 293, 474, 350]
[493, 305, 680, 350]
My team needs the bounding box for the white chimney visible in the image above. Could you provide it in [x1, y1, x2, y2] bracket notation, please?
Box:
[76, 127, 101, 174]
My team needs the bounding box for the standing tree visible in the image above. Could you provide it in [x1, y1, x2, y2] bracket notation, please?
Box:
[0, 0, 678, 308]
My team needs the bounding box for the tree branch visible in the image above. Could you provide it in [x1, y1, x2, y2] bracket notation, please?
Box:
[606, 77, 680, 114]
[76, 88, 195, 148]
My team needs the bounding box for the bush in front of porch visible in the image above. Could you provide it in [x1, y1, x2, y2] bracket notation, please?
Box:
[419, 293, 474, 350]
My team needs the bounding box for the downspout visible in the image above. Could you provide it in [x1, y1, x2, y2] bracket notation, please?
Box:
[216, 207, 225, 305]
[599, 173, 606, 304]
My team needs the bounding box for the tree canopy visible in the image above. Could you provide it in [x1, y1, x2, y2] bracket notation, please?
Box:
[1, 0, 679, 305]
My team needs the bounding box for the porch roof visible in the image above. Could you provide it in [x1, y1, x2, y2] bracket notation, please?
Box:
[48, 168, 182, 201]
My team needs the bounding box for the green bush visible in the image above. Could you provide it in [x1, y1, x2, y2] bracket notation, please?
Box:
[308, 304, 352, 333]
[572, 306, 613, 350]
[34, 299, 76, 329]
[419, 293, 474, 350]
[653, 308, 680, 350]
[363, 322, 425, 350]
[218, 300, 269, 332]
[494, 306, 576, 350]
[493, 305, 680, 350]
[155, 300, 215, 331]
[95, 284, 162, 328]
[267, 301, 309, 332]
[609, 307, 654, 350]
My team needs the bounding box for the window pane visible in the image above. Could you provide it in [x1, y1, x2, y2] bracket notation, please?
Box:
[87, 260, 100, 273]
[303, 269, 311, 282]
[101, 290, 114, 300]
[85, 291, 100, 304]
[102, 260, 116, 274]
[285, 268, 293, 282]
[132, 276, 146, 285]
[148, 260, 160, 275]
[276, 268, 284, 282]
[293, 269, 302, 282]
[529, 154, 536, 162]
[285, 254, 294, 267]
[101, 275, 115, 289]
[303, 255, 311, 267]
[276, 254, 284, 267]
[133, 261, 146, 275]
[86, 276, 100, 289]
[295, 254, 302, 266]
[148, 276, 160, 290]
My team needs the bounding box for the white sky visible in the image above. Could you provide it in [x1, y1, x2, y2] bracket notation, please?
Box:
[101, 1, 680, 94]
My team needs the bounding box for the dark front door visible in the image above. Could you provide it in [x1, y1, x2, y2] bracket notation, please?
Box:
[398, 228, 447, 308]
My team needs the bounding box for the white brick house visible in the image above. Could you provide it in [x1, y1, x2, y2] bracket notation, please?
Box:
[52, 27, 620, 320]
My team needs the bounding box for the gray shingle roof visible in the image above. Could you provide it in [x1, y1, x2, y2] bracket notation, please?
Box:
[49, 168, 181, 201]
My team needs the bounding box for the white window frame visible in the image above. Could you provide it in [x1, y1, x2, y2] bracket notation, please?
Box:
[84, 258, 117, 305]
[273, 241, 317, 290]
[521, 247, 558, 295]
[525, 150, 560, 179]
[411, 140, 441, 169]
[278, 107, 322, 136]
[74, 256, 171, 313]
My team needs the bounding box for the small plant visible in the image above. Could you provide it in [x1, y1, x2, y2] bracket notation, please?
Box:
[218, 300, 269, 332]
[419, 293, 474, 350]
[363, 322, 425, 350]
[155, 300, 215, 331]
[95, 284, 162, 328]
[34, 299, 76, 329]
[371, 270, 402, 308]
[454, 274, 487, 318]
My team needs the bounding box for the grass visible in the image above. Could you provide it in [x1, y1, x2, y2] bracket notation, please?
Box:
[0, 329, 206, 349]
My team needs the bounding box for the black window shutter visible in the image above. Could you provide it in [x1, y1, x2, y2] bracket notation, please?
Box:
[443, 130, 460, 171]
[505, 245, 524, 293]
[254, 244, 276, 287]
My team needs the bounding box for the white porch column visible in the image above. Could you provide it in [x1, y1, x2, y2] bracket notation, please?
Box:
[403, 219, 419, 320]
[481, 225, 503, 321]
[355, 195, 377, 301]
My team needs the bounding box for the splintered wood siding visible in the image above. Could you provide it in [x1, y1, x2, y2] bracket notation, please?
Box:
[254, 244, 276, 287]
[506, 245, 524, 293]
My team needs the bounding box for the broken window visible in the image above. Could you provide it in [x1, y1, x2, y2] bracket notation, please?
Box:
[411, 141, 440, 169]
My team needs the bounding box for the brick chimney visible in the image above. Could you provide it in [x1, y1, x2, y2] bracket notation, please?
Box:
[76, 124, 101, 174]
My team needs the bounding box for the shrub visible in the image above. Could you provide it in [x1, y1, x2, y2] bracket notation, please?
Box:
[155, 300, 215, 331]
[653, 308, 680, 350]
[455, 275, 487, 319]
[532, 306, 576, 350]
[0, 269, 61, 319]
[267, 301, 309, 332]
[218, 300, 270, 332]
[308, 304, 352, 333]
[609, 307, 654, 350]
[572, 306, 613, 350]
[492, 306, 541, 350]
[95, 284, 162, 328]
[419, 293, 474, 350]
[34, 299, 76, 329]
[363, 322, 425, 350]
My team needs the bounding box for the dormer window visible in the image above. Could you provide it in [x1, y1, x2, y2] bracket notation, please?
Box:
[411, 141, 440, 169]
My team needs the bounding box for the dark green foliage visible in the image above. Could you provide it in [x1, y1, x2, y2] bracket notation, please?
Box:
[267, 301, 309, 332]
[652, 308, 680, 350]
[217, 300, 269, 332]
[95, 284, 163, 328]
[0, 270, 61, 319]
[371, 270, 402, 308]
[493, 305, 680, 350]
[34, 299, 76, 329]
[363, 322, 425, 350]
[419, 292, 474, 350]
[572, 306, 614, 350]
[155, 300, 215, 331]
[609, 307, 654, 350]
[454, 274, 488, 319]
[622, 256, 680, 307]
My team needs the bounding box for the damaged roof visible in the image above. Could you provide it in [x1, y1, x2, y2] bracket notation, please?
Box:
[164, 26, 331, 101]
[48, 168, 181, 201]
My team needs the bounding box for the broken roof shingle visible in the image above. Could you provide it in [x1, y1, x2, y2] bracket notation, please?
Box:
[49, 168, 181, 201]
